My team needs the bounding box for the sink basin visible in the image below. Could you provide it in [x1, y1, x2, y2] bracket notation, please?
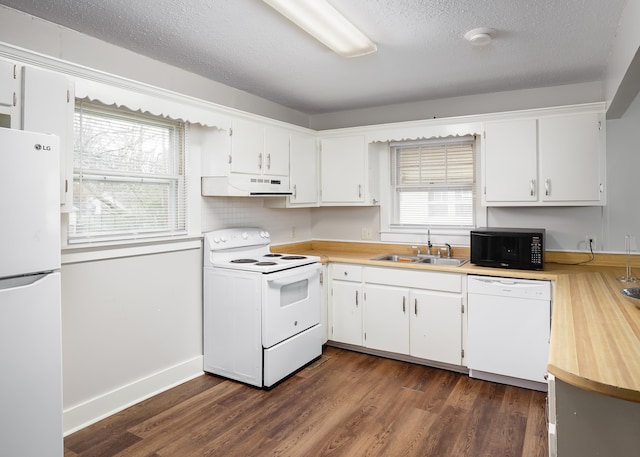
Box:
[620, 287, 640, 309]
[370, 253, 468, 267]
[370, 254, 420, 263]
[417, 256, 469, 267]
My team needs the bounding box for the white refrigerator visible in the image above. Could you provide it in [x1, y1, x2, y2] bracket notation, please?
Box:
[0, 128, 63, 456]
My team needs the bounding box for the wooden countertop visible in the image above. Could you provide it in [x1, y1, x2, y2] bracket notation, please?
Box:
[276, 240, 640, 402]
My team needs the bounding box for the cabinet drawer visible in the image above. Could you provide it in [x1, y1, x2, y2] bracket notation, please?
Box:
[330, 263, 362, 282]
[364, 266, 463, 293]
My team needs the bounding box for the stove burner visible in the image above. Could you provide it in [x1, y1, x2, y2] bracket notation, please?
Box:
[230, 258, 258, 264]
[255, 261, 278, 266]
[281, 255, 307, 260]
[263, 254, 283, 258]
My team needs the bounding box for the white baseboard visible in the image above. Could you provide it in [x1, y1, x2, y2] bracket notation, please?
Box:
[63, 356, 204, 435]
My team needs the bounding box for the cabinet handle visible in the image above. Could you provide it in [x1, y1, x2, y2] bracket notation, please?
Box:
[258, 153, 263, 170]
[402, 296, 406, 313]
[12, 92, 16, 107]
[545, 178, 550, 196]
[355, 290, 359, 307]
[358, 184, 362, 198]
[292, 184, 297, 198]
[530, 179, 536, 196]
[414, 298, 418, 316]
[267, 153, 271, 170]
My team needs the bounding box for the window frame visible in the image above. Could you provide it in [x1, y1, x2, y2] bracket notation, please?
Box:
[68, 100, 188, 245]
[379, 136, 486, 246]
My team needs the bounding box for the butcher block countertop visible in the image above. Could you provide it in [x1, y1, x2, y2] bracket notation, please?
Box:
[276, 240, 640, 402]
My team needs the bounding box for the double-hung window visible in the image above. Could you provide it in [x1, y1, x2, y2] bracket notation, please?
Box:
[390, 137, 475, 229]
[69, 101, 187, 243]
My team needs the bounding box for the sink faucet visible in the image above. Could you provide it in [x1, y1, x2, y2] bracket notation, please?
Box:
[444, 243, 452, 258]
[427, 228, 433, 255]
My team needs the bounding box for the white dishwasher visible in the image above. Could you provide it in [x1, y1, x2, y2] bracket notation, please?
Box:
[467, 275, 551, 391]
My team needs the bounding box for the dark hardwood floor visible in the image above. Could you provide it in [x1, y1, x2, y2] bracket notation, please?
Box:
[64, 347, 548, 457]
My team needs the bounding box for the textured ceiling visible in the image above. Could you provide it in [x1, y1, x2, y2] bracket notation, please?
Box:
[0, 0, 628, 114]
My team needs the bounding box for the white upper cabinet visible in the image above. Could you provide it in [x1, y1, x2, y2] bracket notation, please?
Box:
[264, 125, 290, 176]
[230, 118, 289, 177]
[288, 131, 318, 206]
[0, 59, 17, 107]
[483, 119, 538, 203]
[22, 66, 74, 209]
[319, 134, 379, 206]
[0, 59, 21, 127]
[264, 130, 319, 208]
[538, 113, 604, 203]
[482, 106, 605, 206]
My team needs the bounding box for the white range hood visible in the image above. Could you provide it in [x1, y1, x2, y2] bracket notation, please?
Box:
[201, 174, 292, 197]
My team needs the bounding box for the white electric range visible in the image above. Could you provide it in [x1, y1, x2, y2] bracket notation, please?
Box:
[203, 227, 322, 387]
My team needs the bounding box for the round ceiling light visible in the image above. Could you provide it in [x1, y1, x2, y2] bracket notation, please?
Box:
[464, 28, 496, 46]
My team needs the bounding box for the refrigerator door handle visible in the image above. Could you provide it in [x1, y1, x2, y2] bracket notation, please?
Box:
[0, 272, 53, 291]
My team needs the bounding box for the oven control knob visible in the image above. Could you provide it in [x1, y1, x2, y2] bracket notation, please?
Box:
[213, 236, 220, 243]
[261, 231, 270, 238]
[241, 232, 248, 240]
[220, 236, 227, 243]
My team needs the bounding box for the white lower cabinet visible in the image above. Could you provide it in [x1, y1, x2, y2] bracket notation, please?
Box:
[329, 264, 363, 346]
[363, 284, 409, 354]
[409, 289, 463, 365]
[329, 263, 465, 368]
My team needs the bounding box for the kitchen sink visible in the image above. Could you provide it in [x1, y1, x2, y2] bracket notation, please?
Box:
[620, 287, 640, 309]
[416, 256, 469, 267]
[370, 254, 468, 267]
[370, 254, 421, 263]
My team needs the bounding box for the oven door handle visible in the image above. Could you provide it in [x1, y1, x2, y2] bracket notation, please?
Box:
[266, 268, 319, 288]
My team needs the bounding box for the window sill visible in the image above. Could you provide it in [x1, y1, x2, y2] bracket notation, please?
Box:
[380, 229, 472, 247]
[61, 235, 202, 265]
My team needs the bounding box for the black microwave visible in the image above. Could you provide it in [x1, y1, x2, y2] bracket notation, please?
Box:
[470, 227, 545, 270]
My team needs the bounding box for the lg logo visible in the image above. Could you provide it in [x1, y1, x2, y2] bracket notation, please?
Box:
[34, 144, 52, 151]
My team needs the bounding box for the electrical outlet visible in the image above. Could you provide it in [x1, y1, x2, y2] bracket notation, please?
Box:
[361, 228, 372, 240]
[584, 235, 596, 251]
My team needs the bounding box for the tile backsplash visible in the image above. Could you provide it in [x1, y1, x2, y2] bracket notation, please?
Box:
[201, 197, 312, 244]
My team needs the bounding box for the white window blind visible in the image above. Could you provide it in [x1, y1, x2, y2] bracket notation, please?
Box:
[69, 101, 187, 243]
[391, 137, 475, 228]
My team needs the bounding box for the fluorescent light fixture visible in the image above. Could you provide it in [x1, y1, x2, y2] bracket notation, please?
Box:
[262, 0, 377, 57]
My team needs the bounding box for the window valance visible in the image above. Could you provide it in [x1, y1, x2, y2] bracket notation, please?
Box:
[74, 78, 230, 129]
[366, 121, 483, 144]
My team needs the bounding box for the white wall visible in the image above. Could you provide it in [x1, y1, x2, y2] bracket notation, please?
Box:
[61, 246, 203, 433]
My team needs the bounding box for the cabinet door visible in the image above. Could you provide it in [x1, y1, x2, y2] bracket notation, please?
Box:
[539, 113, 603, 202]
[230, 118, 264, 175]
[264, 126, 290, 176]
[483, 119, 538, 203]
[289, 132, 318, 206]
[409, 289, 462, 365]
[0, 59, 17, 107]
[22, 66, 74, 208]
[363, 284, 409, 354]
[330, 280, 362, 345]
[320, 135, 365, 204]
